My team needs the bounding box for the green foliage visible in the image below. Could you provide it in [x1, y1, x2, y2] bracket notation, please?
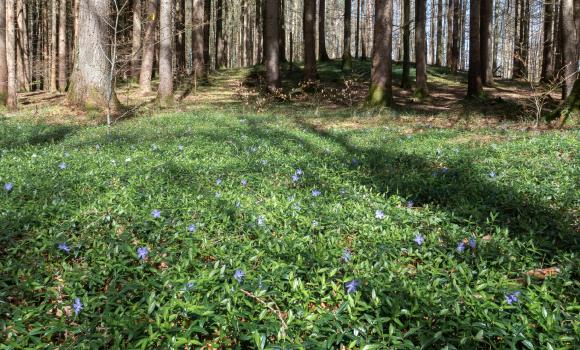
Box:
[1, 109, 578, 348]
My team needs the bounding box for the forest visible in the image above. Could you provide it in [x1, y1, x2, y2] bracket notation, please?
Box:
[0, 0, 579, 348]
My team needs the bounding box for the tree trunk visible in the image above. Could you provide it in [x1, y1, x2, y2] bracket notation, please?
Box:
[436, 0, 443, 65]
[158, 0, 173, 105]
[369, 0, 393, 105]
[342, 0, 352, 71]
[50, 0, 57, 92]
[429, 0, 435, 64]
[355, 0, 360, 58]
[67, 0, 118, 111]
[480, 0, 493, 85]
[319, 0, 330, 61]
[450, 0, 460, 72]
[265, 0, 280, 91]
[279, 0, 286, 62]
[203, 0, 210, 68]
[0, 0, 8, 104]
[131, 0, 142, 79]
[215, 0, 224, 68]
[139, 0, 157, 93]
[58, 0, 67, 91]
[256, 0, 262, 63]
[561, 0, 577, 97]
[446, 0, 453, 67]
[192, 0, 204, 76]
[303, 0, 316, 80]
[16, 0, 29, 91]
[401, 0, 411, 88]
[415, 0, 428, 97]
[467, 0, 483, 97]
[540, 0, 555, 83]
[361, 0, 368, 60]
[6, 0, 16, 110]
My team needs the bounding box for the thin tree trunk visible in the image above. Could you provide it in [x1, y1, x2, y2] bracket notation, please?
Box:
[319, 0, 330, 60]
[361, 0, 368, 60]
[58, 0, 67, 91]
[5, 0, 16, 109]
[415, 0, 428, 97]
[429, 0, 435, 64]
[256, 0, 262, 63]
[355, 0, 361, 58]
[561, 0, 577, 97]
[369, 0, 393, 105]
[158, 0, 173, 105]
[192, 0, 204, 77]
[49, 0, 57, 92]
[303, 0, 316, 80]
[16, 0, 29, 91]
[0, 0, 8, 104]
[67, 0, 118, 111]
[279, 0, 286, 62]
[203, 0, 210, 68]
[446, 0, 453, 67]
[342, 0, 352, 71]
[401, 0, 411, 88]
[265, 0, 280, 91]
[215, 0, 224, 68]
[450, 0, 460, 72]
[480, 0, 493, 85]
[139, 0, 157, 93]
[540, 0, 555, 82]
[131, 0, 142, 79]
[467, 0, 483, 97]
[436, 0, 443, 65]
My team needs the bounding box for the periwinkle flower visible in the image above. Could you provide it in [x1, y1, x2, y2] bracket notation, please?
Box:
[73, 298, 83, 316]
[260, 159, 268, 165]
[234, 269, 245, 284]
[291, 174, 300, 183]
[414, 234, 425, 246]
[188, 224, 197, 233]
[257, 216, 265, 227]
[151, 209, 161, 218]
[59, 162, 67, 170]
[345, 280, 360, 294]
[488, 171, 497, 178]
[468, 238, 477, 249]
[407, 200, 414, 208]
[185, 281, 195, 290]
[351, 158, 359, 166]
[456, 241, 466, 253]
[137, 246, 149, 260]
[216, 178, 222, 186]
[295, 169, 303, 176]
[312, 220, 319, 227]
[505, 291, 521, 305]
[241, 179, 247, 186]
[311, 189, 321, 197]
[4, 182, 13, 192]
[375, 210, 385, 220]
[151, 144, 158, 151]
[58, 243, 71, 253]
[178, 145, 184, 151]
[342, 249, 352, 263]
[215, 192, 221, 198]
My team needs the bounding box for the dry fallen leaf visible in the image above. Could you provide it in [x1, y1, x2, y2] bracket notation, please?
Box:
[525, 267, 561, 279]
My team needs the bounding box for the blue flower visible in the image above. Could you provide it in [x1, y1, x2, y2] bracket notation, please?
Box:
[351, 158, 359, 166]
[311, 189, 321, 197]
[241, 179, 247, 186]
[178, 145, 184, 151]
[151, 144, 158, 151]
[345, 280, 360, 294]
[216, 178, 222, 185]
[375, 210, 385, 219]
[456, 241, 466, 253]
[234, 269, 245, 284]
[407, 200, 414, 208]
[468, 238, 477, 249]
[95, 144, 101, 150]
[295, 169, 303, 176]
[4, 182, 13, 191]
[342, 249, 352, 263]
[73, 298, 83, 316]
[58, 243, 71, 253]
[488, 171, 497, 178]
[137, 246, 149, 260]
[414, 234, 425, 246]
[312, 220, 319, 227]
[291, 174, 300, 183]
[59, 162, 67, 170]
[151, 209, 161, 218]
[261, 159, 268, 165]
[215, 192, 221, 198]
[257, 216, 265, 227]
[185, 281, 195, 290]
[188, 224, 196, 232]
[505, 291, 521, 304]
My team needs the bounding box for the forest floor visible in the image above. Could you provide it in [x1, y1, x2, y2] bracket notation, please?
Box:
[1, 60, 578, 348]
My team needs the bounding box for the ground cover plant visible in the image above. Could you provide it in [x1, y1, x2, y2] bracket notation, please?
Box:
[1, 106, 578, 349]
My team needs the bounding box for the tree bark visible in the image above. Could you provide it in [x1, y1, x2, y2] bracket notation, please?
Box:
[446, 0, 453, 67]
[369, 0, 393, 105]
[561, 0, 577, 97]
[158, 0, 172, 105]
[192, 0, 204, 76]
[16, 0, 29, 91]
[58, 0, 67, 91]
[401, 0, 411, 88]
[131, 0, 142, 79]
[467, 0, 483, 97]
[303, 0, 316, 80]
[540, 0, 555, 83]
[6, 0, 16, 110]
[415, 0, 428, 97]
[215, 0, 224, 68]
[50, 0, 57, 92]
[279, 0, 286, 62]
[429, 0, 435, 64]
[342, 0, 352, 71]
[318, 0, 330, 61]
[67, 0, 118, 112]
[480, 0, 493, 85]
[265, 0, 280, 91]
[0, 0, 8, 104]
[256, 0, 262, 63]
[450, 0, 460, 72]
[203, 0, 210, 68]
[139, 0, 157, 93]
[436, 0, 443, 65]
[355, 0, 360, 58]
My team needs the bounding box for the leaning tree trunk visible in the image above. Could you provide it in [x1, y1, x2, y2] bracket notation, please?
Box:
[139, 0, 158, 94]
[369, 0, 393, 106]
[0, 0, 8, 104]
[480, 0, 493, 86]
[192, 0, 204, 77]
[318, 0, 330, 61]
[265, 0, 280, 91]
[342, 0, 352, 72]
[6, 0, 16, 110]
[131, 0, 142, 79]
[67, 0, 119, 111]
[467, 0, 483, 97]
[401, 0, 411, 89]
[58, 0, 67, 91]
[561, 0, 577, 98]
[415, 0, 429, 97]
[303, 0, 316, 80]
[158, 0, 173, 105]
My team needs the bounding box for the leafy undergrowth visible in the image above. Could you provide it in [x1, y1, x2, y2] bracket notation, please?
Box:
[1, 108, 578, 349]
